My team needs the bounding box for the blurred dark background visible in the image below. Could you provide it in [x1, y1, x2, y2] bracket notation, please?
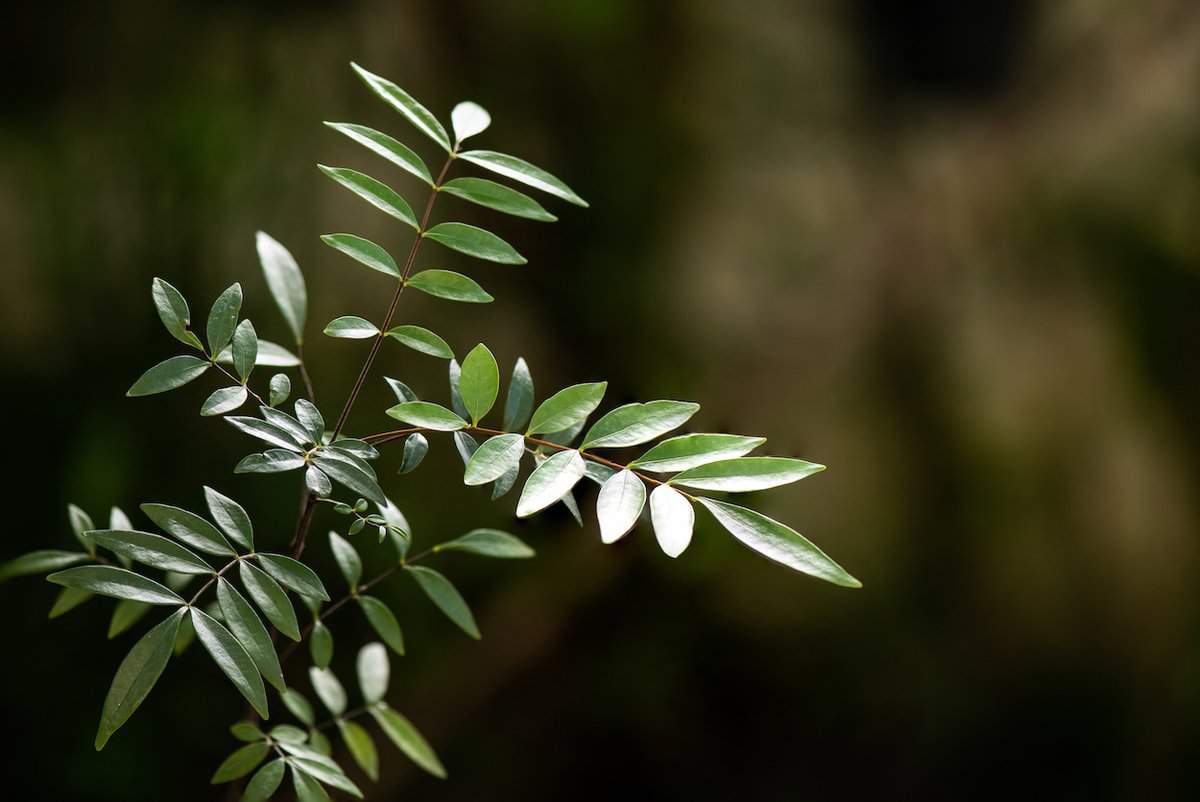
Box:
[3, 1, 1199, 799]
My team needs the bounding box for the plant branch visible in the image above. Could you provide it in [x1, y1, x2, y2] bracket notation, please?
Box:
[211, 362, 267, 407]
[296, 343, 317, 402]
[187, 558, 240, 606]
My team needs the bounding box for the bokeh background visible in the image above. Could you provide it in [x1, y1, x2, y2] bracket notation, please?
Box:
[3, 1, 1199, 799]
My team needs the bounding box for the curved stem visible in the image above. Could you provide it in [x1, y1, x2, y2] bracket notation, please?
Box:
[187, 558, 239, 606]
[212, 363, 266, 407]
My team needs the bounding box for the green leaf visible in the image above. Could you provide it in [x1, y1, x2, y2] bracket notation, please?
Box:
[581, 401, 700, 450]
[386, 325, 453, 359]
[596, 470, 646, 544]
[292, 757, 362, 798]
[261, 406, 317, 446]
[95, 607, 184, 750]
[328, 531, 361, 588]
[459, 343, 500, 424]
[68, 503, 97, 555]
[451, 100, 490, 144]
[312, 456, 386, 506]
[173, 610, 195, 654]
[407, 566, 479, 639]
[423, 222, 526, 265]
[89, 530, 213, 575]
[269, 373, 292, 407]
[243, 759, 286, 801]
[127, 355, 210, 397]
[217, 339, 302, 367]
[351, 62, 451, 152]
[324, 122, 433, 185]
[631, 433, 767, 473]
[232, 319, 259, 382]
[321, 234, 400, 279]
[697, 498, 861, 587]
[491, 464, 519, 499]
[463, 434, 524, 486]
[310, 620, 333, 668]
[207, 283, 243, 354]
[369, 704, 447, 779]
[201, 386, 248, 417]
[516, 450, 586, 518]
[108, 599, 152, 639]
[48, 566, 183, 605]
[256, 554, 330, 601]
[251, 572, 299, 635]
[323, 315, 379, 339]
[502, 357, 535, 431]
[356, 642, 389, 704]
[583, 461, 617, 485]
[140, 503, 236, 557]
[649, 485, 694, 558]
[405, 269, 493, 303]
[357, 596, 405, 655]
[385, 401, 465, 431]
[281, 689, 315, 726]
[271, 724, 309, 744]
[670, 457, 826, 492]
[231, 721, 266, 742]
[211, 741, 271, 784]
[453, 431, 478, 465]
[306, 466, 332, 496]
[459, 149, 587, 207]
[192, 607, 270, 718]
[318, 165, 418, 229]
[397, 434, 429, 474]
[218, 578, 286, 692]
[256, 232, 307, 345]
[226, 416, 307, 452]
[49, 586, 93, 618]
[0, 550, 90, 582]
[385, 377, 418, 403]
[151, 278, 203, 350]
[526, 382, 607, 435]
[338, 720, 379, 781]
[441, 177, 556, 222]
[236, 450, 307, 474]
[332, 438, 377, 459]
[204, 487, 254, 551]
[434, 528, 534, 559]
[309, 666, 347, 716]
[291, 761, 334, 802]
[448, 358, 468, 418]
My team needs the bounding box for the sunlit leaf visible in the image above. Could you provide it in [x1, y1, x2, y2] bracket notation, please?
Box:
[351, 62, 451, 152]
[385, 401, 465, 431]
[459, 149, 587, 207]
[386, 324, 453, 359]
[459, 343, 499, 424]
[596, 470, 646, 544]
[321, 234, 400, 279]
[192, 607, 269, 718]
[281, 689, 315, 726]
[631, 433, 766, 473]
[581, 401, 699, 450]
[670, 456, 825, 492]
[328, 531, 362, 588]
[526, 382, 606, 435]
[257, 232, 307, 344]
[256, 554, 330, 601]
[423, 222, 525, 265]
[451, 101, 490, 143]
[211, 741, 271, 784]
[236, 450, 306, 474]
[151, 278, 203, 350]
[463, 434, 524, 486]
[200, 386, 248, 417]
[516, 450, 585, 518]
[406, 269, 493, 303]
[339, 719, 380, 781]
[323, 315, 379, 339]
[318, 165, 418, 229]
[312, 456, 386, 506]
[89, 530, 213, 575]
[203, 486, 254, 551]
[309, 666, 347, 716]
[240, 561, 300, 641]
[226, 416, 307, 452]
[140, 503, 235, 556]
[232, 320, 258, 382]
[649, 485, 693, 558]
[502, 357, 535, 431]
[325, 121, 433, 185]
[269, 373, 291, 407]
[356, 642, 389, 704]
[441, 177, 556, 222]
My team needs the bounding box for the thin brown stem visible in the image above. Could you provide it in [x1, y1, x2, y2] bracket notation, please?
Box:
[212, 362, 266, 406]
[187, 559, 239, 606]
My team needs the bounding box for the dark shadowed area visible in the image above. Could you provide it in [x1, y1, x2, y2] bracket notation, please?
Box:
[2, 1, 1199, 800]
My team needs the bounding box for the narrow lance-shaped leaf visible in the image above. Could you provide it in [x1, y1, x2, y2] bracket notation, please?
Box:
[127, 356, 210, 397]
[95, 607, 185, 750]
[596, 470, 646, 545]
[670, 456, 826, 492]
[369, 705, 447, 779]
[387, 325, 453, 359]
[256, 554, 330, 601]
[107, 599, 152, 639]
[441, 177, 556, 222]
[649, 484, 694, 558]
[321, 234, 400, 279]
[151, 278, 203, 350]
[632, 433, 767, 473]
[211, 741, 272, 784]
[239, 561, 301, 641]
[459, 343, 499, 424]
[206, 283, 243, 354]
[236, 450, 306, 474]
[527, 382, 607, 435]
[48, 566, 183, 605]
[323, 316, 379, 339]
[310, 621, 333, 668]
[503, 357, 535, 431]
[324, 122, 433, 185]
[407, 566, 480, 639]
[386, 401, 465, 431]
[351, 62, 451, 152]
[203, 487, 254, 551]
[257, 231, 307, 344]
[291, 765, 334, 802]
[281, 689, 315, 726]
[423, 222, 526, 265]
[68, 503, 96, 555]
[217, 578, 286, 692]
[49, 586, 93, 618]
[459, 149, 587, 207]
[697, 498, 861, 588]
[434, 529, 535, 558]
[226, 417, 307, 452]
[406, 269, 493, 303]
[192, 607, 270, 718]
[463, 434, 524, 485]
[582, 401, 700, 450]
[88, 530, 213, 575]
[312, 456, 386, 506]
[232, 319, 258, 382]
[516, 450, 586, 518]
[318, 165, 418, 229]
[339, 720, 380, 781]
[140, 503, 235, 556]
[242, 759, 286, 802]
[0, 550, 90, 582]
[358, 596, 405, 655]
[328, 531, 362, 588]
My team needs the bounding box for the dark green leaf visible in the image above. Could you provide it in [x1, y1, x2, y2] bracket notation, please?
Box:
[207, 283, 243, 354]
[516, 450, 586, 518]
[310, 621, 333, 668]
[127, 355, 210, 397]
[295, 400, 326, 443]
[328, 531, 361, 588]
[232, 319, 258, 382]
[448, 358, 468, 418]
[670, 456, 825, 492]
[385, 377, 418, 403]
[0, 550, 90, 582]
[242, 758, 286, 802]
[211, 741, 271, 784]
[502, 357, 534, 431]
[697, 498, 861, 587]
[397, 434, 429, 474]
[173, 609, 195, 654]
[152, 278, 203, 350]
[350, 62, 451, 151]
[406, 566, 479, 639]
[386, 325, 453, 359]
[423, 222, 525, 265]
[201, 386, 248, 417]
[369, 704, 447, 778]
[108, 599, 152, 639]
[385, 401, 465, 431]
[491, 463, 520, 500]
[281, 688, 315, 725]
[192, 607, 270, 718]
[405, 269, 493, 303]
[225, 416, 307, 452]
[463, 434, 524, 486]
[526, 382, 607, 435]
[312, 456, 386, 506]
[95, 607, 184, 750]
[440, 177, 555, 222]
[269, 373, 292, 406]
[218, 578, 286, 692]
[435, 528, 534, 559]
[324, 121, 433, 184]
[203, 487, 254, 551]
[260, 406, 316, 447]
[338, 719, 379, 781]
[49, 586, 93, 618]
[581, 401, 700, 449]
[256, 554, 330, 601]
[89, 530, 213, 575]
[306, 466, 332, 496]
[48, 566, 183, 605]
[357, 596, 405, 655]
[459, 149, 587, 207]
[140, 503, 235, 556]
[318, 164, 418, 229]
[257, 231, 307, 345]
[236, 450, 307, 474]
[631, 433, 767, 473]
[68, 503, 96, 555]
[323, 315, 379, 339]
[321, 234, 400, 278]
